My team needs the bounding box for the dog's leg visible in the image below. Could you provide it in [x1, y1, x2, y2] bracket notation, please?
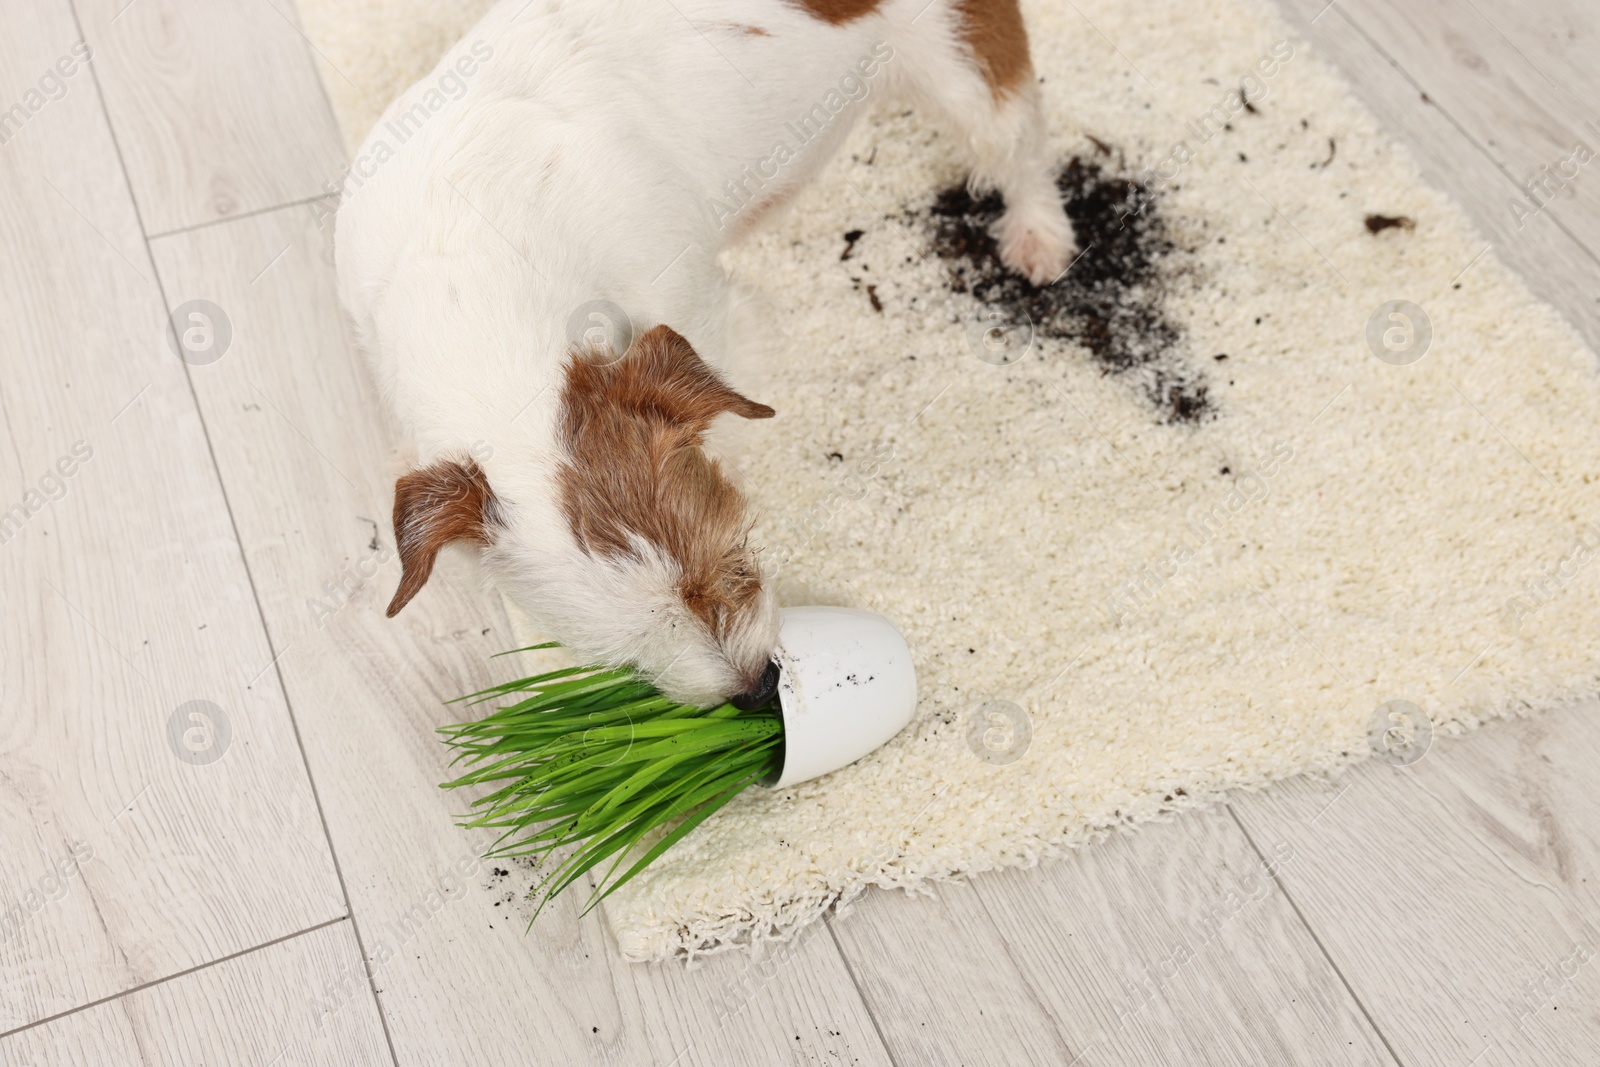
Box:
[895, 0, 1074, 285]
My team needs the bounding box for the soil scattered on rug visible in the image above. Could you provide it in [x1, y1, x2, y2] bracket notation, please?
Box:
[1364, 213, 1416, 234]
[922, 157, 1209, 423]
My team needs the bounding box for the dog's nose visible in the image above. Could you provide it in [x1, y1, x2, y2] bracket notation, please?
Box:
[730, 660, 780, 711]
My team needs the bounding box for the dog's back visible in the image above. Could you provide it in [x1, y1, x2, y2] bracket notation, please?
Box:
[336, 1, 902, 416]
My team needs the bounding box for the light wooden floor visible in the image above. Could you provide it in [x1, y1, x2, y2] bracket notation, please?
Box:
[2, 0, 1597, 1063]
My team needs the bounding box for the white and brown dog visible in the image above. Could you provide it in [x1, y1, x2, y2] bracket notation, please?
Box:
[335, 0, 1073, 709]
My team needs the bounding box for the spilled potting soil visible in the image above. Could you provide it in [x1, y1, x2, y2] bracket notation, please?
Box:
[924, 157, 1209, 423]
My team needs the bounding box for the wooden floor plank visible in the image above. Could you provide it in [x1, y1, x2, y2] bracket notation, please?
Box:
[0, 921, 390, 1066]
[1406, 0, 1600, 259]
[826, 881, 1074, 1066]
[146, 199, 893, 1067]
[1470, 0, 1600, 125]
[73, 0, 349, 235]
[1328, 0, 1591, 178]
[831, 810, 1396, 1066]
[0, 0, 344, 1032]
[1231, 698, 1600, 1067]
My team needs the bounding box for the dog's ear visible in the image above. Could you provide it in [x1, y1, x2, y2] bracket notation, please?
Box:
[569, 324, 774, 436]
[386, 458, 499, 617]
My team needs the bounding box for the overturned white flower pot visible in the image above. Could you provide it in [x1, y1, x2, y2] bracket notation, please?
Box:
[761, 606, 918, 788]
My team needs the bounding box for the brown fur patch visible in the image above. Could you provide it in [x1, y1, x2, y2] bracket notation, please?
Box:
[558, 325, 775, 637]
[955, 0, 1033, 99]
[387, 458, 500, 617]
[787, 0, 884, 25]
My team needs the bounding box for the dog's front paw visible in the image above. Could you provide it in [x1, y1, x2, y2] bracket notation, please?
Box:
[995, 205, 1076, 287]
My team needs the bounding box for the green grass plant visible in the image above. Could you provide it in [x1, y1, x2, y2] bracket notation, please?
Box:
[438, 644, 783, 922]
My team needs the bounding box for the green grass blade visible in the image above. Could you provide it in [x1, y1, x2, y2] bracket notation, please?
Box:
[438, 643, 783, 926]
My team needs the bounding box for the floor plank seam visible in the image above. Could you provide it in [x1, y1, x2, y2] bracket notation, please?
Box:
[0, 915, 349, 1041]
[146, 191, 336, 243]
[824, 914, 902, 1067]
[1226, 804, 1408, 1067]
[970, 886, 1082, 1063]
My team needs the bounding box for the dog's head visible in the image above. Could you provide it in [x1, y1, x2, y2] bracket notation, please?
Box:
[384, 325, 780, 708]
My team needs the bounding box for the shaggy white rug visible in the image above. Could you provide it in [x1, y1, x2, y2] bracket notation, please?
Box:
[304, 0, 1600, 961]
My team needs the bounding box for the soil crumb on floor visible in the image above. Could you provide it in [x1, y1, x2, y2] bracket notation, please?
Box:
[923, 157, 1208, 423]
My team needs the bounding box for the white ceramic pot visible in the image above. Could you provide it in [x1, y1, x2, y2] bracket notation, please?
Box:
[761, 606, 918, 789]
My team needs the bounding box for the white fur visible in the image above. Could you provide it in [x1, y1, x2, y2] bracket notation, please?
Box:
[335, 0, 1070, 704]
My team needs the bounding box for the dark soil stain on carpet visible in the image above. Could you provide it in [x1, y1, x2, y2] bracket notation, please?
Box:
[923, 157, 1209, 424]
